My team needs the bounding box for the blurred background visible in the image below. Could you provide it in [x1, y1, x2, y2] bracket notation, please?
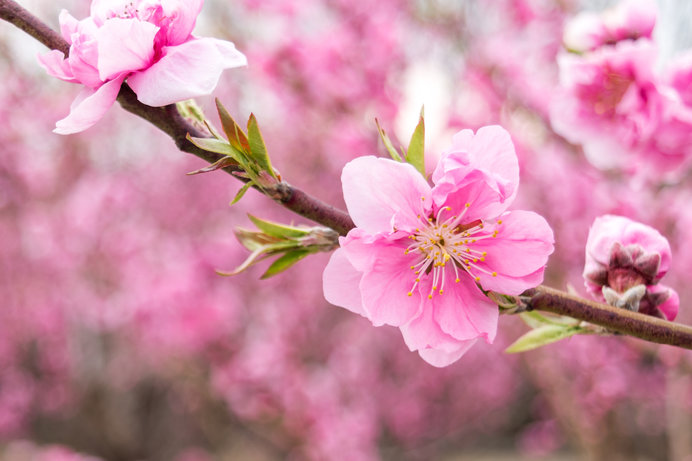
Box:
[2, 0, 692, 459]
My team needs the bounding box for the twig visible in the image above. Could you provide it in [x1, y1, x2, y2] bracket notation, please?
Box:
[524, 285, 692, 349]
[0, 0, 355, 236]
[3, 0, 692, 350]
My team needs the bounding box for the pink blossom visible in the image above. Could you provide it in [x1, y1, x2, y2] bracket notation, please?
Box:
[563, 0, 657, 53]
[550, 39, 692, 174]
[323, 126, 554, 367]
[583, 215, 678, 320]
[38, 0, 247, 134]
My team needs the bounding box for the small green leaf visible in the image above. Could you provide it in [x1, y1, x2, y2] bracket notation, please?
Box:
[519, 311, 576, 329]
[375, 119, 402, 162]
[187, 135, 236, 156]
[247, 114, 277, 179]
[260, 249, 312, 279]
[230, 181, 254, 205]
[506, 325, 587, 353]
[405, 107, 425, 176]
[215, 99, 250, 153]
[248, 214, 310, 238]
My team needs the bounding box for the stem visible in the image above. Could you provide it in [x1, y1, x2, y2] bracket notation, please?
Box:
[3, 0, 692, 351]
[525, 285, 692, 350]
[0, 0, 355, 236]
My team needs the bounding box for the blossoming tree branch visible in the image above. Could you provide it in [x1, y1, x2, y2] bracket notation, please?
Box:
[3, 0, 692, 367]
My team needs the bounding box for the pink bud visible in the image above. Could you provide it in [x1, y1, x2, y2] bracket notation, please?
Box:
[584, 215, 678, 320]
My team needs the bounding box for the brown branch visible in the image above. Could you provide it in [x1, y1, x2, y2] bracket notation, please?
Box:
[525, 285, 692, 349]
[5, 0, 692, 351]
[0, 0, 355, 236]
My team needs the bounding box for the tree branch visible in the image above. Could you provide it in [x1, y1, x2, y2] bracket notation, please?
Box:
[524, 285, 692, 350]
[3, 0, 692, 351]
[0, 0, 355, 236]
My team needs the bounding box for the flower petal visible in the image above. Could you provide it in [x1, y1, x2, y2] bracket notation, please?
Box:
[322, 248, 366, 317]
[96, 17, 158, 81]
[340, 235, 421, 327]
[53, 75, 125, 134]
[341, 156, 432, 234]
[37, 50, 76, 83]
[478, 210, 555, 278]
[432, 276, 499, 342]
[127, 37, 247, 106]
[158, 0, 204, 45]
[400, 301, 477, 367]
[432, 125, 519, 218]
[418, 340, 477, 367]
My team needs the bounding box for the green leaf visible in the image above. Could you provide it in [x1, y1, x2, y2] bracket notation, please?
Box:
[405, 107, 425, 176]
[247, 114, 277, 179]
[248, 214, 310, 238]
[260, 249, 312, 279]
[375, 119, 402, 162]
[505, 325, 587, 353]
[230, 181, 254, 205]
[519, 311, 575, 329]
[187, 135, 236, 156]
[215, 99, 250, 153]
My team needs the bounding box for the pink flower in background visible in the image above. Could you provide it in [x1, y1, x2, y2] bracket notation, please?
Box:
[38, 0, 247, 134]
[563, 0, 656, 53]
[583, 215, 678, 320]
[550, 39, 692, 174]
[323, 126, 554, 367]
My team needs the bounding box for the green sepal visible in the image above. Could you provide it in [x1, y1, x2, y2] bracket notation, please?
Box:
[505, 324, 588, 354]
[230, 181, 254, 205]
[248, 214, 310, 238]
[215, 99, 251, 154]
[187, 135, 236, 156]
[247, 114, 277, 179]
[260, 249, 312, 279]
[405, 107, 425, 176]
[375, 119, 402, 162]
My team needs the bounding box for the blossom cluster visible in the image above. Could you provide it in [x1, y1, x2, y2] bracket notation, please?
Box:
[550, 0, 692, 178]
[323, 126, 554, 367]
[38, 0, 246, 134]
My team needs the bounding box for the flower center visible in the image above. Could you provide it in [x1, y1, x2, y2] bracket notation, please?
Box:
[405, 203, 500, 299]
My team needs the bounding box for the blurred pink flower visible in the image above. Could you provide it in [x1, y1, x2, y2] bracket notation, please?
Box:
[38, 0, 247, 134]
[550, 39, 692, 174]
[323, 126, 554, 367]
[563, 0, 656, 53]
[583, 214, 678, 320]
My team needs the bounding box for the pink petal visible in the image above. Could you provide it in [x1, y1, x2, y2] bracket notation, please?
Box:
[432, 276, 499, 342]
[586, 215, 671, 275]
[477, 266, 547, 296]
[433, 171, 512, 222]
[340, 234, 421, 327]
[90, 0, 132, 26]
[37, 50, 76, 83]
[649, 284, 679, 321]
[477, 210, 555, 278]
[418, 340, 477, 367]
[341, 156, 432, 235]
[432, 125, 519, 218]
[322, 248, 367, 317]
[158, 0, 204, 45]
[96, 18, 158, 81]
[53, 75, 125, 134]
[127, 38, 247, 106]
[400, 302, 468, 354]
[58, 9, 79, 43]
